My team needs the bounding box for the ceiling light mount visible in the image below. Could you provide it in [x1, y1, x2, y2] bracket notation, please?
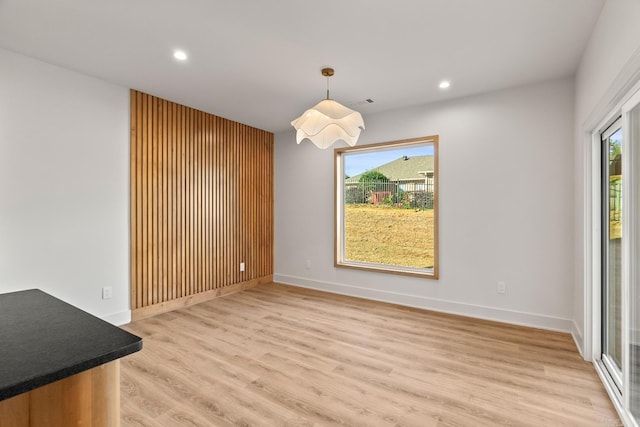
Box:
[321, 68, 334, 77]
[291, 67, 365, 150]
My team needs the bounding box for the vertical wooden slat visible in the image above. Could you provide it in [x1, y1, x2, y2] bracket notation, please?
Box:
[167, 101, 174, 302]
[130, 91, 273, 315]
[260, 130, 263, 275]
[228, 119, 232, 285]
[189, 108, 195, 296]
[214, 118, 219, 287]
[136, 92, 142, 309]
[193, 109, 198, 294]
[240, 126, 245, 282]
[250, 131, 263, 278]
[152, 97, 158, 305]
[215, 116, 221, 290]
[158, 99, 164, 304]
[252, 131, 257, 277]
[180, 104, 186, 299]
[233, 122, 238, 285]
[229, 123, 233, 285]
[156, 98, 162, 304]
[268, 131, 273, 275]
[221, 117, 225, 289]
[149, 97, 155, 306]
[173, 103, 179, 300]
[201, 114, 207, 292]
[186, 107, 192, 297]
[191, 110, 200, 294]
[143, 94, 150, 308]
[205, 115, 211, 291]
[199, 111, 204, 293]
[198, 111, 202, 293]
[222, 119, 227, 287]
[162, 99, 169, 303]
[260, 131, 264, 275]
[203, 114, 208, 291]
[138, 93, 144, 309]
[193, 110, 198, 295]
[157, 98, 162, 303]
[172, 102, 178, 300]
[184, 106, 190, 297]
[130, 91, 137, 310]
[259, 130, 262, 276]
[210, 115, 214, 290]
[214, 118, 218, 288]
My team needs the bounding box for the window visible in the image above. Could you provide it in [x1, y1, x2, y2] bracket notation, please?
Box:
[334, 136, 439, 278]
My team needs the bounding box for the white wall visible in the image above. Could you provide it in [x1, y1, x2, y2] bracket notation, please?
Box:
[573, 0, 640, 353]
[0, 48, 130, 324]
[275, 77, 575, 332]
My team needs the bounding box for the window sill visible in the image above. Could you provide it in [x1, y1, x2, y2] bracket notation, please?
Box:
[335, 260, 438, 279]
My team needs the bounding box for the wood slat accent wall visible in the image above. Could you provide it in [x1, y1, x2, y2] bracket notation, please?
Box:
[130, 90, 273, 320]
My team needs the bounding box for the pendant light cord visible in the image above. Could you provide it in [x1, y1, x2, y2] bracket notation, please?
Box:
[321, 67, 335, 99]
[326, 74, 330, 100]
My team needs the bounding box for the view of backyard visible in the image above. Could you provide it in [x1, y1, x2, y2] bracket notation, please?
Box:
[610, 175, 621, 240]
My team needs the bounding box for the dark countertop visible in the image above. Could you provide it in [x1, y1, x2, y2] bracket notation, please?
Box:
[0, 289, 142, 401]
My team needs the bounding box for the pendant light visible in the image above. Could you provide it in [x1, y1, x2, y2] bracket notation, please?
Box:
[291, 68, 365, 149]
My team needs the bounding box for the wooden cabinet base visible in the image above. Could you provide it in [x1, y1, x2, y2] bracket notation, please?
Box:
[0, 361, 120, 427]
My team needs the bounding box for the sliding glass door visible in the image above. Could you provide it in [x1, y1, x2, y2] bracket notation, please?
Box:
[597, 86, 640, 425]
[626, 92, 640, 422]
[601, 118, 623, 393]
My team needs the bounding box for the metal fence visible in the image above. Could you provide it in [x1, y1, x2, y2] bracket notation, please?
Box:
[610, 176, 622, 222]
[345, 180, 434, 209]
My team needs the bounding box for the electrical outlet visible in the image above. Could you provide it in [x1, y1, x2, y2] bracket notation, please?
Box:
[305, 259, 311, 270]
[240, 262, 245, 272]
[497, 281, 506, 294]
[102, 286, 113, 300]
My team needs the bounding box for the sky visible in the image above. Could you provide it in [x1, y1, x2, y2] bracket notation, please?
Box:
[344, 144, 434, 177]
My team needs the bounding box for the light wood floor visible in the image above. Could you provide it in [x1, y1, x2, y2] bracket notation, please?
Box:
[120, 283, 619, 426]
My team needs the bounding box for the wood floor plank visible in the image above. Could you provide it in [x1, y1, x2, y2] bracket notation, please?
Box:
[121, 282, 619, 426]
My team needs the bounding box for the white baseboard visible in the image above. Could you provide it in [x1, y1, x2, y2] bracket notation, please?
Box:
[274, 274, 573, 333]
[101, 310, 132, 326]
[572, 319, 585, 358]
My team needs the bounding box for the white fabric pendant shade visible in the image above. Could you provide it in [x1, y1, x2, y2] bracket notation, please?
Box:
[291, 99, 365, 149]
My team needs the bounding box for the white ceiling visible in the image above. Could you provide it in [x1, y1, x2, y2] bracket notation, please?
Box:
[0, 0, 604, 133]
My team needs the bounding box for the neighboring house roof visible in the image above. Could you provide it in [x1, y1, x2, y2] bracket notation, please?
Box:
[346, 155, 434, 183]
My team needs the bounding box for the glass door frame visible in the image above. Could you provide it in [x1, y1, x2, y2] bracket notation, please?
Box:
[621, 87, 640, 415]
[589, 84, 640, 426]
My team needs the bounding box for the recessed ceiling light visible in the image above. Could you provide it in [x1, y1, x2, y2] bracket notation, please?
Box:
[439, 80, 451, 89]
[173, 50, 187, 61]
